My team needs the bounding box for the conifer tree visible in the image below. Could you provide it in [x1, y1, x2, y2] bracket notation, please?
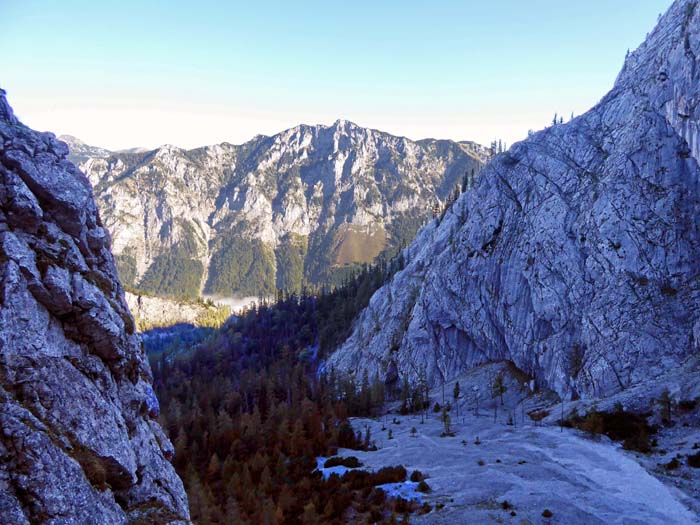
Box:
[207, 453, 221, 480]
[225, 496, 242, 525]
[453, 381, 460, 417]
[441, 406, 452, 435]
[461, 171, 470, 193]
[301, 502, 321, 525]
[492, 372, 507, 406]
[656, 389, 674, 423]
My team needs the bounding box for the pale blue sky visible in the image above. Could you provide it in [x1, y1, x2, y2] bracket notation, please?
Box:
[1, 0, 672, 150]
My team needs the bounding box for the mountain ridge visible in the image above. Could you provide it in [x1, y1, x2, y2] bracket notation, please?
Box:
[63, 118, 491, 162]
[77, 120, 486, 300]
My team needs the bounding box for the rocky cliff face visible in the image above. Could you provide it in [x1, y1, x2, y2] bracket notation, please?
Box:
[0, 91, 190, 524]
[125, 291, 230, 330]
[80, 123, 485, 299]
[328, 0, 700, 400]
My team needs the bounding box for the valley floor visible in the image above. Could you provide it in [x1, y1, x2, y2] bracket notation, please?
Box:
[339, 401, 699, 524]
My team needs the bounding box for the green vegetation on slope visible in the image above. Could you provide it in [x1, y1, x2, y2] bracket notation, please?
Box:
[138, 219, 204, 300]
[384, 212, 428, 257]
[302, 228, 336, 286]
[151, 251, 424, 523]
[137, 219, 206, 300]
[195, 303, 233, 328]
[275, 233, 307, 294]
[139, 248, 204, 300]
[114, 252, 138, 288]
[206, 222, 276, 296]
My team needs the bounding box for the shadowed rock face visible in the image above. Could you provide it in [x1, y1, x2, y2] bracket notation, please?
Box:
[329, 0, 700, 400]
[0, 90, 189, 524]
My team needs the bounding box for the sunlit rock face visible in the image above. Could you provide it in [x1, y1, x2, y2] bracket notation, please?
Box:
[329, 0, 700, 400]
[0, 90, 190, 524]
[80, 121, 485, 298]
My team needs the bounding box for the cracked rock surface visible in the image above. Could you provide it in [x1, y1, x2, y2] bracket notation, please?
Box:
[0, 90, 190, 524]
[329, 0, 700, 400]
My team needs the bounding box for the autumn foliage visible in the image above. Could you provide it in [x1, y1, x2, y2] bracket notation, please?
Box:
[152, 272, 419, 524]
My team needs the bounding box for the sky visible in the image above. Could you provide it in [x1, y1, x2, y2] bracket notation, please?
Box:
[1, 0, 673, 150]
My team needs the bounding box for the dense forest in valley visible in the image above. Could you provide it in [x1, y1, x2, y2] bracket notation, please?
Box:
[151, 253, 434, 523]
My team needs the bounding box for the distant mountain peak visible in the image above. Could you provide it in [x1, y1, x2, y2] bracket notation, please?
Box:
[57, 133, 83, 144]
[156, 143, 183, 154]
[332, 118, 358, 129]
[58, 134, 111, 164]
[80, 121, 485, 300]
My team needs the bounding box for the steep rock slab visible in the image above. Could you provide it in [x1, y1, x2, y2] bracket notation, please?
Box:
[329, 0, 700, 400]
[0, 90, 190, 524]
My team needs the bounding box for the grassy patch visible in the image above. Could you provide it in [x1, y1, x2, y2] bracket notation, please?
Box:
[333, 224, 387, 266]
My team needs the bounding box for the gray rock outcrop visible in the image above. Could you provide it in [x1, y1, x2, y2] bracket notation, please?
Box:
[0, 90, 190, 524]
[328, 0, 700, 400]
[125, 291, 230, 330]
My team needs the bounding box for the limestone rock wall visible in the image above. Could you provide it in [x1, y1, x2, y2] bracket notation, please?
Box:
[0, 90, 190, 524]
[329, 0, 700, 401]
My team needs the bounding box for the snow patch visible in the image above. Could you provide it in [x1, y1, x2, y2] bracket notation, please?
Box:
[376, 481, 423, 502]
